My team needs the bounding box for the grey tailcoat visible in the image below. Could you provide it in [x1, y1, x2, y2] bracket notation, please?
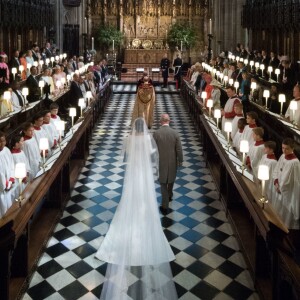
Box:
[153, 125, 183, 183]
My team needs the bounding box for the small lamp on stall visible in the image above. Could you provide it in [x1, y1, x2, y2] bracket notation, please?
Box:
[257, 164, 269, 209]
[39, 138, 49, 170]
[223, 75, 228, 87]
[56, 80, 62, 90]
[278, 94, 286, 115]
[69, 107, 76, 129]
[249, 61, 254, 69]
[27, 63, 32, 71]
[289, 100, 298, 125]
[240, 140, 249, 175]
[255, 62, 259, 72]
[22, 87, 29, 110]
[250, 82, 257, 98]
[229, 78, 234, 86]
[45, 58, 50, 66]
[78, 98, 85, 118]
[214, 109, 221, 134]
[201, 91, 207, 104]
[267, 66, 273, 79]
[12, 67, 17, 80]
[66, 74, 71, 86]
[244, 59, 248, 66]
[60, 77, 66, 89]
[3, 91, 13, 113]
[14, 163, 26, 208]
[219, 73, 224, 83]
[50, 57, 55, 67]
[39, 60, 44, 69]
[206, 99, 213, 118]
[263, 89, 270, 109]
[86, 91, 92, 106]
[224, 121, 232, 149]
[33, 61, 38, 67]
[19, 65, 24, 73]
[275, 68, 280, 82]
[234, 81, 239, 94]
[39, 80, 44, 97]
[260, 64, 265, 76]
[55, 120, 65, 150]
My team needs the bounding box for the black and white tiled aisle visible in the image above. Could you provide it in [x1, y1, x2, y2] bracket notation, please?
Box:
[22, 85, 260, 300]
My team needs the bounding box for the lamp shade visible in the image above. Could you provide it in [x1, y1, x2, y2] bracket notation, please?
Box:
[250, 82, 257, 90]
[244, 59, 248, 65]
[45, 58, 50, 64]
[201, 91, 207, 99]
[50, 57, 55, 62]
[234, 81, 239, 88]
[214, 109, 221, 119]
[267, 66, 273, 73]
[207, 99, 213, 108]
[12, 67, 17, 74]
[255, 62, 259, 68]
[275, 68, 280, 75]
[278, 94, 286, 103]
[223, 75, 228, 82]
[19, 65, 24, 72]
[15, 163, 26, 179]
[260, 64, 265, 70]
[263, 90, 270, 98]
[249, 60, 254, 66]
[258, 165, 269, 181]
[33, 61, 38, 67]
[66, 74, 71, 81]
[86, 91, 92, 99]
[290, 100, 298, 111]
[69, 107, 76, 117]
[229, 79, 234, 85]
[39, 80, 45, 88]
[55, 55, 59, 61]
[60, 77, 66, 85]
[22, 87, 29, 96]
[224, 122, 232, 133]
[78, 98, 85, 107]
[39, 60, 44, 66]
[56, 120, 65, 131]
[3, 91, 11, 100]
[56, 80, 61, 88]
[239, 140, 249, 153]
[27, 63, 32, 70]
[39, 138, 49, 151]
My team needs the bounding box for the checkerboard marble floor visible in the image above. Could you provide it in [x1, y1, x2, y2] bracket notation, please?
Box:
[22, 86, 260, 300]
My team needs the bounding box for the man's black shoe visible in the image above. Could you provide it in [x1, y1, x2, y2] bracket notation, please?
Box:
[159, 206, 168, 215]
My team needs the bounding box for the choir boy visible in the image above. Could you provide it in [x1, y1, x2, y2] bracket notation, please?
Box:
[231, 102, 244, 140]
[240, 111, 258, 146]
[232, 118, 247, 151]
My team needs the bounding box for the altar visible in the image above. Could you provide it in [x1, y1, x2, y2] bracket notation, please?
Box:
[124, 49, 171, 65]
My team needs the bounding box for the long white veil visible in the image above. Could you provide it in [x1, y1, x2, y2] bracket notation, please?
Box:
[96, 118, 178, 300]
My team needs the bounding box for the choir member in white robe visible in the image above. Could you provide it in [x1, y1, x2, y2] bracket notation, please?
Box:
[49, 102, 61, 128]
[221, 86, 241, 131]
[232, 118, 247, 151]
[10, 134, 32, 181]
[22, 122, 42, 178]
[240, 111, 258, 147]
[32, 113, 51, 153]
[259, 141, 277, 204]
[246, 127, 265, 179]
[0, 132, 16, 217]
[42, 110, 58, 147]
[231, 102, 244, 140]
[273, 138, 300, 229]
[285, 84, 300, 126]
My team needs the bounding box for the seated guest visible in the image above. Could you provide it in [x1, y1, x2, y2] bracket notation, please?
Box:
[85, 72, 97, 99]
[41, 110, 58, 149]
[231, 102, 244, 140]
[203, 74, 213, 106]
[22, 122, 41, 177]
[0, 54, 10, 92]
[19, 51, 27, 80]
[259, 141, 277, 204]
[221, 86, 241, 131]
[8, 50, 20, 81]
[240, 111, 258, 146]
[246, 127, 265, 179]
[239, 71, 251, 115]
[26, 66, 41, 103]
[40, 67, 55, 99]
[285, 84, 300, 126]
[210, 79, 222, 109]
[0, 131, 15, 217]
[69, 73, 84, 115]
[10, 80, 28, 111]
[268, 84, 280, 113]
[10, 134, 32, 181]
[273, 138, 300, 229]
[232, 118, 247, 150]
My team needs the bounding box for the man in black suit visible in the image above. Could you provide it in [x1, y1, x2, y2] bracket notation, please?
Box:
[31, 44, 39, 62]
[45, 42, 52, 58]
[8, 50, 20, 81]
[69, 73, 84, 116]
[26, 66, 41, 103]
[160, 53, 170, 88]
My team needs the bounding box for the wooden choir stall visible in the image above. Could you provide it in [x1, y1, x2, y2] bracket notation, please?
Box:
[0, 80, 112, 300]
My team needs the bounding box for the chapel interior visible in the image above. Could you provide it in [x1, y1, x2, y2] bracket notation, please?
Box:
[0, 1, 300, 300]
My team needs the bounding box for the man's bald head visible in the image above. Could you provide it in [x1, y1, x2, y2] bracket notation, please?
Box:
[160, 114, 170, 124]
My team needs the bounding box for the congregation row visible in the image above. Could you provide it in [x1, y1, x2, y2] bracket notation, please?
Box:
[184, 58, 300, 230]
[0, 44, 111, 218]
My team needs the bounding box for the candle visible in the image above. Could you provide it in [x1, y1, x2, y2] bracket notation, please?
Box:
[257, 164, 269, 207]
[22, 87, 28, 109]
[69, 107, 76, 127]
[209, 18, 212, 34]
[224, 122, 232, 147]
[263, 90, 270, 108]
[39, 138, 49, 167]
[275, 68, 280, 82]
[92, 37, 94, 50]
[12, 67, 17, 80]
[39, 80, 45, 97]
[240, 140, 249, 174]
[290, 100, 298, 123]
[112, 40, 115, 51]
[19, 65, 24, 73]
[214, 109, 221, 133]
[250, 82, 257, 97]
[207, 99, 213, 118]
[86, 91, 92, 105]
[180, 40, 183, 52]
[78, 98, 85, 117]
[278, 94, 286, 115]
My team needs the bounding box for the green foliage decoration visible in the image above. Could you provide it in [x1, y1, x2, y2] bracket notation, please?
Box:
[97, 26, 124, 48]
[167, 24, 196, 49]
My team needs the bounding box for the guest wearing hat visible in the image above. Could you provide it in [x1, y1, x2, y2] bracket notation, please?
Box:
[210, 78, 222, 108]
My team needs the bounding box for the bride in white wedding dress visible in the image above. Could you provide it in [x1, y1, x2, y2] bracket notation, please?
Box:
[95, 118, 178, 300]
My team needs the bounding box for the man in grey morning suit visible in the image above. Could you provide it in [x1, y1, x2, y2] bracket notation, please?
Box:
[153, 114, 183, 214]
